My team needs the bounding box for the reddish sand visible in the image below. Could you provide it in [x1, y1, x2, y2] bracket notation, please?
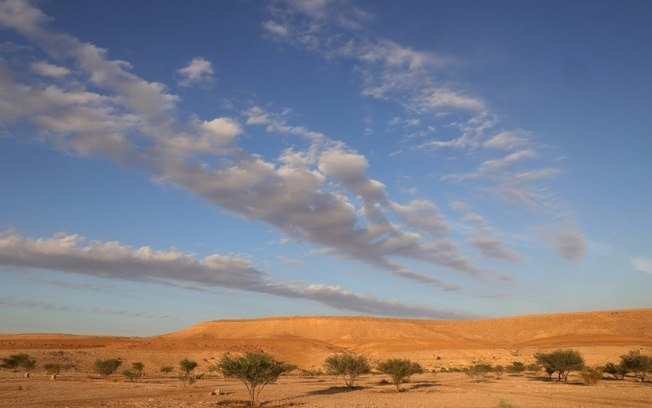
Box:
[1, 308, 651, 407]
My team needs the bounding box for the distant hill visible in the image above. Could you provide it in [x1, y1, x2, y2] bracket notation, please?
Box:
[2, 309, 651, 369]
[163, 309, 652, 349]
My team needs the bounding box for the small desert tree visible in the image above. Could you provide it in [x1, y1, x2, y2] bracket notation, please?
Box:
[95, 359, 122, 377]
[43, 362, 74, 380]
[1, 353, 36, 377]
[215, 351, 295, 407]
[178, 358, 199, 385]
[465, 363, 493, 382]
[123, 362, 145, 382]
[535, 349, 584, 382]
[323, 353, 371, 389]
[376, 358, 424, 391]
[620, 350, 652, 382]
[505, 361, 525, 376]
[603, 362, 628, 380]
[160, 365, 174, 376]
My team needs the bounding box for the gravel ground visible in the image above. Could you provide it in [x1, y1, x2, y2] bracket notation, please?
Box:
[1, 372, 651, 408]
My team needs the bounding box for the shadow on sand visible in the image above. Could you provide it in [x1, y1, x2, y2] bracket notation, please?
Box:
[305, 385, 366, 395]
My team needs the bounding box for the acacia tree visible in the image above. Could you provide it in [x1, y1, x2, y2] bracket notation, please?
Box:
[323, 353, 371, 389]
[178, 359, 199, 385]
[123, 362, 145, 382]
[534, 349, 584, 382]
[603, 361, 629, 380]
[94, 359, 122, 377]
[620, 350, 652, 382]
[216, 351, 295, 408]
[377, 358, 424, 391]
[1, 353, 36, 377]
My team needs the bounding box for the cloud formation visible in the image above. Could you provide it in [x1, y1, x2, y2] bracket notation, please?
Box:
[178, 57, 214, 87]
[631, 257, 652, 275]
[0, 230, 472, 319]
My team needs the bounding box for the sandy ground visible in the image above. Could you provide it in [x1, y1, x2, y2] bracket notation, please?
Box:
[1, 372, 651, 407]
[2, 309, 652, 407]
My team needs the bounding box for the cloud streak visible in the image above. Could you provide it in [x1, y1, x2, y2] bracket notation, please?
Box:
[0, 230, 473, 319]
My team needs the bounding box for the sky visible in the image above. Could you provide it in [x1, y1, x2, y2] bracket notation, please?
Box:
[0, 0, 651, 336]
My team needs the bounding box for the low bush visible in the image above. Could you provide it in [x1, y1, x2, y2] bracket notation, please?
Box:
[94, 359, 122, 377]
[465, 363, 493, 381]
[376, 358, 424, 391]
[580, 366, 602, 385]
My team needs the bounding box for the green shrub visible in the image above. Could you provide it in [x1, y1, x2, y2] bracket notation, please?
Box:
[1, 353, 36, 374]
[94, 359, 122, 377]
[580, 366, 602, 385]
[496, 399, 519, 408]
[494, 365, 504, 379]
[160, 365, 174, 375]
[534, 349, 584, 382]
[323, 353, 370, 388]
[376, 358, 424, 391]
[215, 351, 295, 408]
[178, 359, 199, 385]
[505, 361, 525, 375]
[465, 363, 493, 381]
[620, 350, 652, 382]
[603, 362, 628, 380]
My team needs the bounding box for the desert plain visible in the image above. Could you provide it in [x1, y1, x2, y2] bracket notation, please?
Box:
[1, 308, 651, 407]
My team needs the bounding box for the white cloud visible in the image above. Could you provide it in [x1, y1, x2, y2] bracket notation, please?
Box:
[263, 20, 289, 37]
[480, 149, 538, 171]
[0, 1, 495, 292]
[178, 57, 214, 87]
[0, 230, 473, 318]
[30, 61, 70, 77]
[484, 131, 529, 150]
[468, 237, 521, 262]
[422, 89, 486, 112]
[631, 257, 652, 275]
[390, 200, 448, 237]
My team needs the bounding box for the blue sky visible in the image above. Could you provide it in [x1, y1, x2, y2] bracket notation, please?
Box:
[0, 0, 650, 335]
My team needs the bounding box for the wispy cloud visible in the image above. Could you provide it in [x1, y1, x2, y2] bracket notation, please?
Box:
[0, 230, 473, 318]
[468, 237, 521, 262]
[263, 0, 573, 227]
[631, 257, 652, 275]
[0, 296, 175, 319]
[534, 226, 586, 261]
[0, 0, 519, 296]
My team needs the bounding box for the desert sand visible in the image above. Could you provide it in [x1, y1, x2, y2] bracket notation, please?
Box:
[1, 308, 651, 407]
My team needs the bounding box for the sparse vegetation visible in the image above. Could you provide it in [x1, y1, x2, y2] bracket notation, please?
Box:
[376, 358, 424, 391]
[160, 365, 174, 375]
[505, 361, 525, 376]
[494, 365, 504, 379]
[215, 351, 295, 407]
[122, 362, 145, 382]
[465, 363, 493, 381]
[178, 358, 199, 385]
[580, 366, 603, 385]
[603, 361, 628, 380]
[1, 353, 36, 376]
[323, 353, 371, 389]
[496, 399, 519, 408]
[94, 359, 122, 377]
[619, 350, 652, 382]
[535, 349, 585, 382]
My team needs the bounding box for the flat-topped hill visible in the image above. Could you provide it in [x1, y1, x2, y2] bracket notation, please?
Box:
[162, 309, 652, 348]
[2, 309, 651, 369]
